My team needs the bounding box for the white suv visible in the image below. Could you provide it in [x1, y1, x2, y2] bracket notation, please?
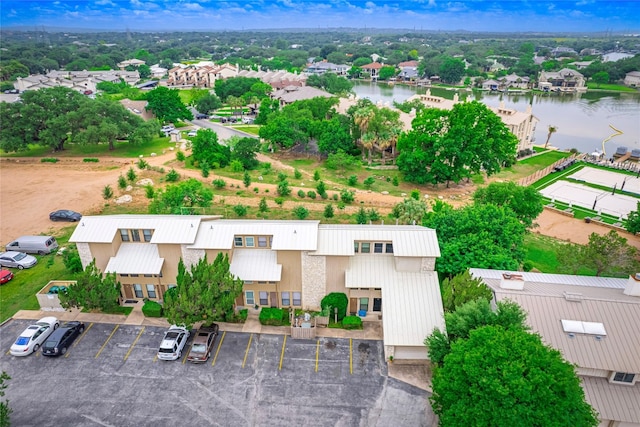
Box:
[157, 326, 190, 361]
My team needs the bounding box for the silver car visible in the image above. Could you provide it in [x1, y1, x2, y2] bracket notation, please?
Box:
[157, 326, 190, 361]
[0, 251, 38, 269]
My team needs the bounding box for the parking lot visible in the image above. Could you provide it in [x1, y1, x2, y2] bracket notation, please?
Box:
[1, 320, 430, 426]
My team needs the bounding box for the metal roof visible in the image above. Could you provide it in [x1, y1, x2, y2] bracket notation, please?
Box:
[230, 249, 282, 282]
[581, 376, 640, 424]
[69, 215, 213, 244]
[347, 256, 445, 346]
[104, 243, 164, 275]
[190, 220, 319, 251]
[314, 224, 440, 257]
[470, 268, 627, 289]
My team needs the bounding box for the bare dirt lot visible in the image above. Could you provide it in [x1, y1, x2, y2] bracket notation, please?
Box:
[1, 154, 638, 250]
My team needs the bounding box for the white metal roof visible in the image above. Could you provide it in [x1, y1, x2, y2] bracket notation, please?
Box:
[229, 249, 282, 281]
[190, 220, 319, 251]
[581, 376, 640, 424]
[470, 268, 627, 289]
[347, 256, 445, 346]
[314, 224, 440, 257]
[104, 243, 164, 275]
[69, 215, 214, 244]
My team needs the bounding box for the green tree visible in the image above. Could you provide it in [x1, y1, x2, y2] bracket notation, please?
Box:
[378, 65, 396, 81]
[441, 270, 492, 313]
[233, 204, 248, 217]
[277, 179, 291, 196]
[138, 64, 151, 79]
[363, 176, 376, 189]
[544, 125, 558, 149]
[473, 181, 543, 228]
[145, 86, 193, 123]
[243, 171, 251, 188]
[59, 260, 121, 313]
[259, 197, 269, 213]
[163, 254, 244, 327]
[431, 325, 598, 427]
[321, 292, 348, 321]
[391, 198, 428, 225]
[355, 207, 368, 224]
[439, 57, 466, 84]
[581, 230, 639, 277]
[191, 129, 231, 168]
[149, 178, 213, 214]
[324, 203, 335, 218]
[214, 77, 262, 101]
[591, 71, 609, 87]
[231, 137, 260, 170]
[0, 371, 12, 427]
[196, 94, 222, 114]
[293, 206, 309, 220]
[625, 201, 640, 234]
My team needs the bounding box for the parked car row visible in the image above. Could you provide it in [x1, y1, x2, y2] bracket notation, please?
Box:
[9, 317, 220, 363]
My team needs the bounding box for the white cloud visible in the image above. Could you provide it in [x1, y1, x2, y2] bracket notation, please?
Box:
[183, 3, 203, 10]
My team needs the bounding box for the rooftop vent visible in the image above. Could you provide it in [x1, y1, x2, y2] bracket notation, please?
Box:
[564, 292, 583, 302]
[500, 272, 524, 290]
[624, 274, 640, 297]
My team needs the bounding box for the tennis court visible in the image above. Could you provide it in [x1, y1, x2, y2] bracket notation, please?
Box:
[540, 181, 637, 219]
[568, 166, 640, 194]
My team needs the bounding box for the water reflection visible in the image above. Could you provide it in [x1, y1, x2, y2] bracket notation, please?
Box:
[352, 82, 640, 155]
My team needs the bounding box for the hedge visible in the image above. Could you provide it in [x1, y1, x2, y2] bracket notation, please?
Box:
[259, 307, 287, 326]
[142, 300, 163, 317]
[342, 315, 363, 330]
[321, 292, 348, 321]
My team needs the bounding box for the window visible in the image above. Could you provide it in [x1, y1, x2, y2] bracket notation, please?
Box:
[234, 236, 243, 247]
[133, 284, 143, 298]
[359, 297, 369, 312]
[245, 291, 255, 306]
[131, 229, 141, 242]
[354, 242, 359, 253]
[259, 291, 269, 305]
[130, 274, 139, 277]
[292, 292, 301, 306]
[245, 237, 255, 247]
[374, 243, 383, 253]
[120, 274, 129, 277]
[612, 372, 635, 384]
[146, 284, 156, 299]
[244, 281, 254, 285]
[385, 243, 394, 254]
[373, 298, 382, 312]
[143, 229, 153, 242]
[120, 229, 130, 242]
[361, 243, 370, 253]
[281, 292, 290, 306]
[258, 237, 268, 248]
[144, 274, 152, 278]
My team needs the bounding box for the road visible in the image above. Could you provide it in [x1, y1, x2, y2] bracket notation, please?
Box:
[191, 119, 258, 142]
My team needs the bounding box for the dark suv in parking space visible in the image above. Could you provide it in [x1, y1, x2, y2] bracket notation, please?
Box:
[42, 321, 85, 357]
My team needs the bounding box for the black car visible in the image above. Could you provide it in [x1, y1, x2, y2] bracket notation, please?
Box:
[42, 321, 85, 356]
[49, 210, 82, 222]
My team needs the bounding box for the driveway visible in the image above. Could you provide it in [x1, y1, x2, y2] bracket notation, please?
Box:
[191, 119, 257, 142]
[1, 320, 431, 426]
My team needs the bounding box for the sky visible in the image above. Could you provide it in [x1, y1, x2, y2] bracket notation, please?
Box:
[1, 0, 639, 33]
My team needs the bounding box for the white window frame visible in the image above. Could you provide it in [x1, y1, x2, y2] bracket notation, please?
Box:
[281, 292, 290, 306]
[133, 284, 143, 298]
[245, 236, 255, 247]
[361, 242, 370, 253]
[292, 292, 301, 306]
[120, 229, 130, 242]
[258, 236, 268, 248]
[146, 284, 156, 299]
[259, 291, 269, 305]
[234, 236, 243, 247]
[359, 297, 369, 312]
[610, 372, 636, 385]
[143, 229, 153, 242]
[131, 229, 141, 242]
[245, 291, 255, 306]
[374, 243, 383, 253]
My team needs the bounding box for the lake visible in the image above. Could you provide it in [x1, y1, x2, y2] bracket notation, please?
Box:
[352, 81, 640, 156]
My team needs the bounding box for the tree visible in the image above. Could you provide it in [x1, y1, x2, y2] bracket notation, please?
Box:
[59, 260, 121, 313]
[321, 292, 348, 320]
[473, 181, 543, 228]
[231, 137, 260, 170]
[441, 270, 492, 313]
[214, 77, 262, 101]
[439, 57, 466, 84]
[259, 197, 268, 213]
[423, 202, 526, 276]
[293, 206, 309, 219]
[324, 204, 335, 218]
[0, 371, 12, 427]
[145, 86, 193, 123]
[378, 65, 396, 81]
[163, 254, 244, 326]
[591, 71, 609, 88]
[391, 198, 428, 225]
[149, 178, 213, 214]
[625, 201, 640, 234]
[430, 325, 598, 427]
[582, 230, 639, 277]
[355, 207, 368, 224]
[191, 129, 231, 168]
[196, 94, 222, 114]
[138, 64, 151, 79]
[243, 171, 251, 188]
[544, 125, 558, 148]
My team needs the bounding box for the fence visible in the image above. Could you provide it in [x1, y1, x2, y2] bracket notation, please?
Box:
[518, 153, 579, 187]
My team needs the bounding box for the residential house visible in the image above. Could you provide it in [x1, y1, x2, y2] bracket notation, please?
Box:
[570, 61, 594, 70]
[361, 62, 383, 80]
[304, 62, 349, 76]
[14, 70, 140, 94]
[237, 68, 307, 89]
[167, 63, 239, 88]
[470, 269, 640, 427]
[406, 90, 538, 154]
[501, 73, 530, 89]
[117, 59, 146, 70]
[538, 68, 587, 92]
[551, 47, 578, 57]
[270, 85, 333, 107]
[69, 216, 445, 361]
[397, 60, 419, 82]
[624, 71, 640, 87]
[482, 79, 501, 91]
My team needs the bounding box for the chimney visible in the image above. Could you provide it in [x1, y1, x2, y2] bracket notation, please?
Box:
[500, 272, 524, 290]
[624, 274, 640, 297]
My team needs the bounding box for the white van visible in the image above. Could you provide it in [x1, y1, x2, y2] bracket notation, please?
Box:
[6, 236, 58, 255]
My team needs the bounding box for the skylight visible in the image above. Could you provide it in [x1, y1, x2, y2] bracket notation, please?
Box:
[561, 319, 606, 336]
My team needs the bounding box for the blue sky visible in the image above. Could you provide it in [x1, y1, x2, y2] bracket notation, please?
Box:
[1, 1, 639, 32]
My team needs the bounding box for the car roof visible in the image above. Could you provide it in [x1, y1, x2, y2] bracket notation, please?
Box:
[21, 325, 41, 337]
[37, 317, 58, 325]
[1, 251, 22, 257]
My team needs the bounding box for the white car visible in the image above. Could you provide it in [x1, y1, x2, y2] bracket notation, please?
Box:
[187, 130, 197, 137]
[0, 251, 38, 269]
[10, 317, 60, 356]
[157, 326, 190, 361]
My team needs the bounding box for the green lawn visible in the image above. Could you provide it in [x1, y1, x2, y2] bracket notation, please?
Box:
[523, 233, 596, 275]
[487, 150, 572, 182]
[586, 82, 638, 92]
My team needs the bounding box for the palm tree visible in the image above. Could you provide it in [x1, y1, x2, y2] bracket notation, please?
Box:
[352, 106, 375, 163]
[544, 125, 557, 148]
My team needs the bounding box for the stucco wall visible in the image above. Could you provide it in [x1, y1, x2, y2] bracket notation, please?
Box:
[182, 246, 205, 270]
[77, 242, 93, 269]
[301, 252, 326, 310]
[421, 257, 436, 271]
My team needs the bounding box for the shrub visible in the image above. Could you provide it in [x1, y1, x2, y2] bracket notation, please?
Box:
[306, 191, 316, 199]
[83, 158, 99, 163]
[238, 308, 249, 322]
[392, 176, 399, 186]
[275, 197, 284, 206]
[340, 189, 355, 203]
[293, 206, 309, 219]
[62, 246, 83, 273]
[277, 172, 288, 182]
[137, 159, 148, 169]
[321, 292, 348, 321]
[368, 208, 380, 222]
[176, 151, 186, 161]
[201, 163, 210, 178]
[277, 180, 291, 196]
[102, 185, 113, 200]
[118, 175, 127, 189]
[230, 159, 244, 172]
[297, 189, 306, 198]
[347, 175, 358, 186]
[342, 315, 363, 330]
[233, 204, 248, 217]
[355, 207, 368, 224]
[126, 167, 137, 182]
[213, 178, 226, 189]
[294, 169, 302, 179]
[259, 307, 287, 326]
[145, 185, 154, 199]
[261, 162, 272, 174]
[313, 170, 321, 181]
[253, 187, 259, 193]
[324, 204, 334, 218]
[363, 176, 375, 189]
[259, 197, 269, 213]
[165, 168, 180, 182]
[142, 300, 163, 317]
[41, 157, 58, 163]
[411, 189, 420, 201]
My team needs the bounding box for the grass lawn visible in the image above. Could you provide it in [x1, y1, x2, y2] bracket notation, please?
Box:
[523, 233, 596, 275]
[231, 125, 260, 135]
[484, 150, 573, 183]
[586, 82, 638, 92]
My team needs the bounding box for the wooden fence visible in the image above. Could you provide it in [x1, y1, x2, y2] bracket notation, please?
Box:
[518, 153, 579, 187]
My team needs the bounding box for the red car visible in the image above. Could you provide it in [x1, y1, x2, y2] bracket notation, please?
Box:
[0, 269, 13, 285]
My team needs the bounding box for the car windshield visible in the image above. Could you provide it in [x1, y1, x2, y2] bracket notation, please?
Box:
[44, 340, 57, 348]
[15, 336, 30, 345]
[191, 344, 206, 353]
[14, 253, 26, 261]
[158, 347, 174, 353]
[165, 331, 180, 339]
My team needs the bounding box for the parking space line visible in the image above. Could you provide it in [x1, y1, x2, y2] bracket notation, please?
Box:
[242, 333, 253, 368]
[278, 335, 287, 371]
[182, 342, 192, 365]
[315, 339, 320, 372]
[123, 327, 145, 361]
[349, 338, 353, 375]
[73, 323, 93, 348]
[211, 331, 225, 367]
[95, 324, 119, 359]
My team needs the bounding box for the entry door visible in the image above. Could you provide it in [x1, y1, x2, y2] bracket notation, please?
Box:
[373, 298, 382, 312]
[123, 285, 133, 299]
[270, 292, 278, 307]
[349, 298, 358, 315]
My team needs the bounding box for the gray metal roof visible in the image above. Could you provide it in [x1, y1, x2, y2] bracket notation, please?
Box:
[190, 220, 319, 251]
[470, 268, 627, 289]
[314, 224, 440, 257]
[230, 249, 281, 282]
[347, 256, 445, 346]
[582, 376, 640, 424]
[104, 243, 164, 275]
[69, 215, 210, 244]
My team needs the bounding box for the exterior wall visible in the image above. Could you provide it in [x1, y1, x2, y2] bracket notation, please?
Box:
[348, 288, 382, 314]
[182, 246, 205, 270]
[157, 243, 183, 286]
[395, 257, 422, 272]
[119, 275, 164, 301]
[420, 257, 436, 272]
[277, 251, 302, 291]
[77, 242, 93, 270]
[301, 252, 326, 310]
[88, 241, 121, 272]
[325, 256, 350, 294]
